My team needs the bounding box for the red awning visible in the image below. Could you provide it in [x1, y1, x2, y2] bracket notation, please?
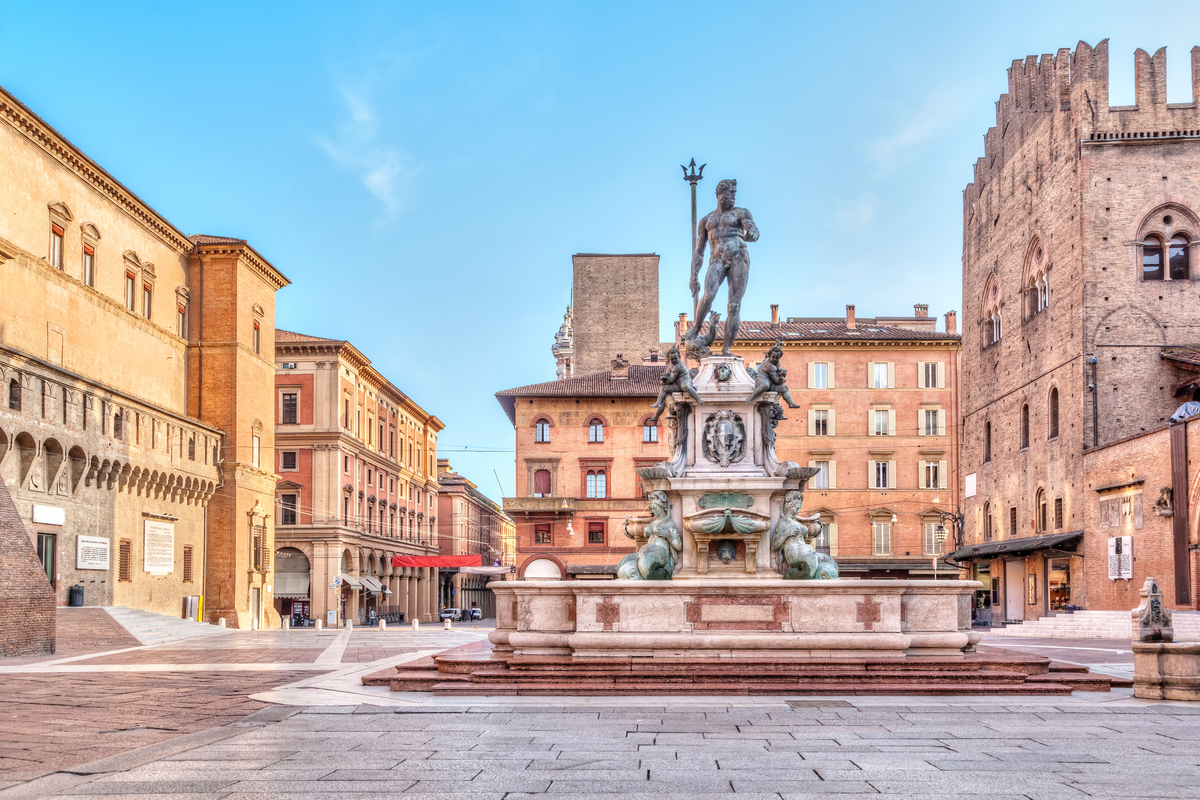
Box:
[391, 555, 481, 568]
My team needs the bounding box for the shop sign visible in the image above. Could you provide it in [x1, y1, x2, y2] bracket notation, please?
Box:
[1108, 535, 1133, 580]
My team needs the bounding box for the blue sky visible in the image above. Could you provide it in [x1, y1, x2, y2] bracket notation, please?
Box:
[4, 1, 1200, 497]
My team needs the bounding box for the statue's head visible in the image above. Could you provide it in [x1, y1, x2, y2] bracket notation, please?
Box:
[716, 179, 736, 210]
[768, 341, 784, 361]
[649, 491, 668, 517]
[666, 345, 681, 364]
[783, 489, 803, 517]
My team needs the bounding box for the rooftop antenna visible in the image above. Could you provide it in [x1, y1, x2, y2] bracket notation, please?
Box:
[681, 158, 705, 319]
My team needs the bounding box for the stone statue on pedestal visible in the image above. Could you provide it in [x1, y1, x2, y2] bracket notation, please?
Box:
[682, 179, 759, 355]
[650, 346, 702, 423]
[618, 491, 682, 580]
[771, 489, 838, 580]
[748, 341, 800, 408]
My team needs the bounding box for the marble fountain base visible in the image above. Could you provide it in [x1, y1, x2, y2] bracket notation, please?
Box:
[369, 579, 1127, 696]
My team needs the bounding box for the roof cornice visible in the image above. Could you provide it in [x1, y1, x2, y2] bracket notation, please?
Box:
[0, 86, 194, 255]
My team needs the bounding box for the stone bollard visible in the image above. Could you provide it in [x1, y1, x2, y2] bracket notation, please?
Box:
[218, 618, 226, 628]
[250, 618, 258, 631]
[379, 620, 386, 632]
[314, 619, 323, 632]
[282, 618, 290, 631]
[346, 620, 354, 631]
[411, 619, 420, 631]
[443, 619, 451, 631]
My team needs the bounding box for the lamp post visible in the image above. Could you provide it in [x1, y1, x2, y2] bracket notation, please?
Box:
[681, 158, 705, 318]
[934, 510, 965, 581]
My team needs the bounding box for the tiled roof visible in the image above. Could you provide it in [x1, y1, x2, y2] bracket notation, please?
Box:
[275, 329, 342, 344]
[189, 234, 248, 245]
[497, 365, 664, 398]
[716, 320, 959, 342]
[495, 365, 664, 425]
[1162, 346, 1200, 368]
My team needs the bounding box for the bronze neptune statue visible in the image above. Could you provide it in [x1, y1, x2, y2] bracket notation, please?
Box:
[682, 179, 759, 355]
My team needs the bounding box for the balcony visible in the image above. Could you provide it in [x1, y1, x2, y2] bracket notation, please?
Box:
[503, 496, 576, 519]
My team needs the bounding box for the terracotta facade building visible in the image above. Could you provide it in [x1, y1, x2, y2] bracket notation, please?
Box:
[273, 331, 443, 625]
[956, 41, 1200, 622]
[0, 85, 287, 630]
[497, 356, 668, 579]
[712, 304, 961, 578]
[436, 459, 516, 617]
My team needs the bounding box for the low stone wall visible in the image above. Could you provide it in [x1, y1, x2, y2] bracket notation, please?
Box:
[489, 579, 982, 659]
[0, 475, 55, 656]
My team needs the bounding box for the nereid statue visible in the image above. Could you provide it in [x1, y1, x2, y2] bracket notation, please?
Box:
[748, 341, 800, 408]
[650, 346, 702, 422]
[771, 489, 838, 580]
[682, 179, 759, 355]
[618, 491, 683, 580]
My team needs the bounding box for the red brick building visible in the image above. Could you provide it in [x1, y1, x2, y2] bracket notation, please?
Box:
[956, 41, 1200, 621]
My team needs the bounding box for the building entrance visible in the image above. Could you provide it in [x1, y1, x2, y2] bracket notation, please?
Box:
[1005, 560, 1024, 622]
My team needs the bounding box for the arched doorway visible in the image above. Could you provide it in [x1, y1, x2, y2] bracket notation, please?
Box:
[274, 547, 311, 625]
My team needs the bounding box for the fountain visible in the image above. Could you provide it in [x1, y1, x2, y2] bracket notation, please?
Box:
[373, 179, 1122, 695]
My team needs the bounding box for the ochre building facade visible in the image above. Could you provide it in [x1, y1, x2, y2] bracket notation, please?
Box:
[0, 85, 287, 630]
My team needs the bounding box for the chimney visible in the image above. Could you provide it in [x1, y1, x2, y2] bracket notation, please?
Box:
[914, 303, 928, 318]
[677, 312, 689, 344]
[846, 304, 856, 330]
[770, 304, 779, 327]
[945, 310, 958, 336]
[610, 354, 630, 380]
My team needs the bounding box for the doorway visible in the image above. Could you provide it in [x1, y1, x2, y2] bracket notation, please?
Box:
[1005, 560, 1024, 622]
[36, 532, 56, 588]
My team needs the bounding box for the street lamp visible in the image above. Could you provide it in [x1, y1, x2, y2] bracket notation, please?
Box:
[932, 524, 948, 580]
[933, 510, 965, 581]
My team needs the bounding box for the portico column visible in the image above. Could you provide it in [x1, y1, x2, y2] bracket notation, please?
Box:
[429, 568, 439, 620]
[398, 569, 410, 622]
[418, 567, 430, 621]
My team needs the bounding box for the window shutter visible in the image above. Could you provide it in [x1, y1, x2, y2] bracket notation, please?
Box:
[888, 409, 896, 436]
[919, 461, 928, 489]
[808, 362, 816, 388]
[1134, 494, 1143, 530]
[938, 361, 946, 389]
[939, 460, 948, 489]
[888, 460, 897, 489]
[118, 539, 132, 581]
[828, 461, 836, 489]
[918, 362, 925, 387]
[807, 409, 816, 436]
[828, 362, 835, 389]
[868, 461, 875, 486]
[827, 408, 836, 436]
[868, 362, 874, 387]
[938, 409, 946, 436]
[828, 522, 839, 555]
[808, 460, 816, 469]
[868, 409, 874, 435]
[918, 409, 925, 436]
[887, 362, 895, 388]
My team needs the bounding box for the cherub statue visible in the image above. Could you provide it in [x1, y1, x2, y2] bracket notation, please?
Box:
[770, 489, 838, 580]
[617, 491, 683, 580]
[681, 311, 722, 361]
[747, 340, 800, 408]
[650, 346, 702, 422]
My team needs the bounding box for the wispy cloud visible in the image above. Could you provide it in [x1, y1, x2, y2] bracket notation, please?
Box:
[870, 86, 967, 172]
[316, 84, 413, 217]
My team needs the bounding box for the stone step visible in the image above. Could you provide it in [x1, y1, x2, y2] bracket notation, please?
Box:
[102, 606, 231, 646]
[390, 670, 471, 692]
[466, 667, 1050, 685]
[431, 680, 1077, 696]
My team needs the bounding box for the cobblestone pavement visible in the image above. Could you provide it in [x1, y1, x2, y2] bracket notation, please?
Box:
[0, 618, 490, 789]
[5, 696, 1200, 799]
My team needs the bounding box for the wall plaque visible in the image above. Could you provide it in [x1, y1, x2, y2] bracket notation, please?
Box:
[1108, 535, 1133, 580]
[76, 536, 110, 570]
[144, 520, 175, 574]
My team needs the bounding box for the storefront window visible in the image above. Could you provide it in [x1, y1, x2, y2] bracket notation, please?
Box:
[973, 563, 991, 626]
[1048, 558, 1071, 611]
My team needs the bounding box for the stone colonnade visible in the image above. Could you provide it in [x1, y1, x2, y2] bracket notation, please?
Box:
[302, 542, 440, 625]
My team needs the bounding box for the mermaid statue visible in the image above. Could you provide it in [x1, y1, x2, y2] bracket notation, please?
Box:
[770, 489, 839, 580]
[617, 491, 682, 580]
